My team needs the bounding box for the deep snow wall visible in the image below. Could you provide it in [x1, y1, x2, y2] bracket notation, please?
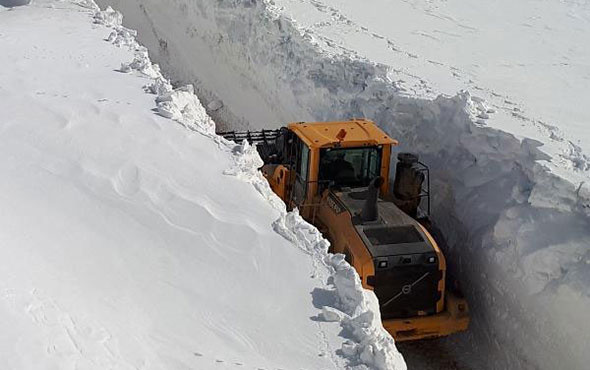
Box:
[95, 1, 590, 369]
[0, 2, 406, 368]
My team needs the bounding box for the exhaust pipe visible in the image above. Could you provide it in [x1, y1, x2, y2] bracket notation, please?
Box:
[393, 152, 425, 218]
[361, 177, 384, 222]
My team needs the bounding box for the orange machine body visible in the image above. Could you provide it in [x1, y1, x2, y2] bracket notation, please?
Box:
[239, 119, 469, 341]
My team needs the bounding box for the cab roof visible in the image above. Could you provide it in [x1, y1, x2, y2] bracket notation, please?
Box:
[287, 119, 398, 149]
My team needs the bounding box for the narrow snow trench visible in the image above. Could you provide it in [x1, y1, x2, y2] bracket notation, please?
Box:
[94, 1, 590, 369]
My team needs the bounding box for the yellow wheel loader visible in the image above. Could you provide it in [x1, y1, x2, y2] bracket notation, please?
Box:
[219, 119, 469, 341]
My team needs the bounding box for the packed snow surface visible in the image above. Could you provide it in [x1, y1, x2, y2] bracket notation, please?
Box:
[92, 0, 590, 369]
[0, 1, 406, 369]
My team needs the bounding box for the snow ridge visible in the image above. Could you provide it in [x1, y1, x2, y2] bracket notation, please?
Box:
[93, 6, 405, 370]
[273, 211, 403, 370]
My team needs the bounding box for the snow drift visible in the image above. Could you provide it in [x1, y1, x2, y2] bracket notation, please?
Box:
[0, 1, 406, 369]
[93, 0, 590, 369]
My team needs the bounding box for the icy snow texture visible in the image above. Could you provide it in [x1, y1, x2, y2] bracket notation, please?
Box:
[94, 0, 590, 369]
[0, 2, 406, 369]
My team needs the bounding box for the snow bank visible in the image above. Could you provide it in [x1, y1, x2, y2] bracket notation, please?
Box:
[270, 0, 590, 175]
[94, 0, 590, 369]
[93, 5, 405, 369]
[0, 1, 407, 369]
[273, 211, 403, 369]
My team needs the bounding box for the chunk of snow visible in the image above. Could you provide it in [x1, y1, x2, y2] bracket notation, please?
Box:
[320, 306, 344, 322]
[207, 99, 224, 111]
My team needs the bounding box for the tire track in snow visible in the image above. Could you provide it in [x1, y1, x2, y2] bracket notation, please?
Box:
[300, 0, 456, 89]
[300, 0, 530, 124]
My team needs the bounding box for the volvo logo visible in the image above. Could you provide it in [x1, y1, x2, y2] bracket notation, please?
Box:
[381, 272, 431, 308]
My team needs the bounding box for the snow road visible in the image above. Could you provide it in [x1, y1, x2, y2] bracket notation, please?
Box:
[92, 1, 590, 369]
[0, 2, 405, 369]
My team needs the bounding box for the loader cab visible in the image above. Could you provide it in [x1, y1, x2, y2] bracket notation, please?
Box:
[287, 119, 396, 214]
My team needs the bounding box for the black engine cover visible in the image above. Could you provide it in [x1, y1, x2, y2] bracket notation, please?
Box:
[373, 261, 441, 319]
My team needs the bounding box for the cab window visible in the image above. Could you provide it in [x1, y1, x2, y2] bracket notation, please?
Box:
[298, 143, 310, 180]
[319, 146, 381, 188]
[292, 139, 310, 206]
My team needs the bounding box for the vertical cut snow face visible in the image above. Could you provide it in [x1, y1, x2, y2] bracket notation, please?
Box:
[0, 1, 406, 369]
[92, 1, 590, 369]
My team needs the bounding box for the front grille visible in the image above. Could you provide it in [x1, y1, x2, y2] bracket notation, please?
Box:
[374, 264, 441, 319]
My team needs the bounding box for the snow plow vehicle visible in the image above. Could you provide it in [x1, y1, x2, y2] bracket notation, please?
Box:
[219, 119, 469, 341]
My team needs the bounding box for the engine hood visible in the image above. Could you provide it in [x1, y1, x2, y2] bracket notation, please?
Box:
[332, 187, 436, 259]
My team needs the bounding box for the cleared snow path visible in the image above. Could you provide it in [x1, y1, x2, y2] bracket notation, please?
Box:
[0, 1, 405, 369]
[92, 1, 590, 369]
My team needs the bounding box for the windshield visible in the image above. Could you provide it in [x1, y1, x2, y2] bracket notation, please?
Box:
[319, 146, 382, 188]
